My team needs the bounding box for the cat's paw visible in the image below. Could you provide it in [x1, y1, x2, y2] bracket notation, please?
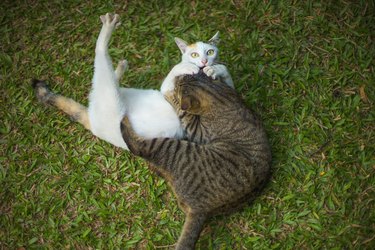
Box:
[117, 59, 128, 69]
[115, 60, 128, 81]
[100, 13, 121, 29]
[161, 63, 199, 94]
[172, 62, 200, 77]
[203, 66, 217, 79]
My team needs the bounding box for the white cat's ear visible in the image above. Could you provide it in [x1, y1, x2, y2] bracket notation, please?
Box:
[208, 31, 220, 46]
[174, 37, 189, 54]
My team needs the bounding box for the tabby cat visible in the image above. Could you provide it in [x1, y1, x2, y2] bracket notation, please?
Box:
[32, 13, 233, 149]
[120, 71, 272, 249]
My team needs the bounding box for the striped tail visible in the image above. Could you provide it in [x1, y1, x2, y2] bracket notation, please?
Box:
[176, 213, 207, 250]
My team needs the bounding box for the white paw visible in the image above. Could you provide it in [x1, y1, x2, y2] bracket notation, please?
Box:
[115, 59, 128, 80]
[118, 59, 128, 71]
[161, 63, 200, 94]
[172, 62, 200, 77]
[203, 66, 217, 79]
[100, 13, 121, 29]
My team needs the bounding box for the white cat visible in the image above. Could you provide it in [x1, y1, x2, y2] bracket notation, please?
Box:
[161, 32, 234, 95]
[33, 13, 233, 149]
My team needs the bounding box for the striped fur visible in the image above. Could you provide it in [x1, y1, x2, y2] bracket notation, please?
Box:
[121, 72, 271, 249]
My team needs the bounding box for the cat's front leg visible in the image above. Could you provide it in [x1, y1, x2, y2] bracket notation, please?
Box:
[203, 64, 234, 88]
[160, 62, 200, 95]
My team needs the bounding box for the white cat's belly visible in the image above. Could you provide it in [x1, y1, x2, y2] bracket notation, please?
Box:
[89, 88, 183, 149]
[122, 88, 183, 139]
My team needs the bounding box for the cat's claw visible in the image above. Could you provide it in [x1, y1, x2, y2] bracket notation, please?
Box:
[203, 66, 217, 79]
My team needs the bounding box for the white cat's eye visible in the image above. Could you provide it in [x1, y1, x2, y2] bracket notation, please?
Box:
[207, 49, 215, 56]
[191, 52, 199, 58]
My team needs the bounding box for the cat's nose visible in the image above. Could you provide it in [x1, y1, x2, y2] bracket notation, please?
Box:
[201, 59, 208, 65]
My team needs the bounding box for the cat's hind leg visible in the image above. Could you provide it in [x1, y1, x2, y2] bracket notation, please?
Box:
[90, 13, 121, 97]
[32, 79, 90, 130]
[88, 13, 128, 148]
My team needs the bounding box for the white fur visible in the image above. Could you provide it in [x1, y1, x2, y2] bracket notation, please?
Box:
[160, 62, 200, 94]
[162, 33, 234, 94]
[88, 14, 234, 149]
[89, 14, 183, 149]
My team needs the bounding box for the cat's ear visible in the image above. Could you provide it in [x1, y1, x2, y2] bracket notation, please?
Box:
[181, 95, 201, 114]
[208, 31, 220, 46]
[174, 37, 189, 54]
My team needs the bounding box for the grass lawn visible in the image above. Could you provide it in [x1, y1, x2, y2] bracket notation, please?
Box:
[1, 0, 374, 249]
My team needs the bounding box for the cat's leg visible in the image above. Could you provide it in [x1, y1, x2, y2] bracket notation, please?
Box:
[120, 116, 143, 155]
[203, 64, 234, 88]
[90, 13, 121, 99]
[121, 115, 188, 169]
[176, 212, 207, 250]
[32, 79, 90, 130]
[88, 13, 128, 148]
[160, 62, 200, 95]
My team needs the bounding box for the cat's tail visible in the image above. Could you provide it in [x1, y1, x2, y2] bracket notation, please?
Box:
[176, 212, 207, 250]
[32, 79, 91, 130]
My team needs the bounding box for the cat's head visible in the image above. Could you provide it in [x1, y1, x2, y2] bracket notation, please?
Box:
[175, 71, 237, 116]
[175, 32, 220, 68]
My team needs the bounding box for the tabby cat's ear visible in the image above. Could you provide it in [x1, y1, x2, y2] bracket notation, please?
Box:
[174, 37, 189, 54]
[208, 31, 220, 46]
[181, 95, 201, 114]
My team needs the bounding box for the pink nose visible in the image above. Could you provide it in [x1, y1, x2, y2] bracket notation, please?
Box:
[201, 59, 208, 65]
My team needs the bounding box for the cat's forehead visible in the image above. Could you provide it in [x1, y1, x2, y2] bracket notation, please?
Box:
[187, 42, 217, 51]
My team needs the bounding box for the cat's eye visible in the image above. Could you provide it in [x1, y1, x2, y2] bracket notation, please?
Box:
[207, 49, 215, 56]
[191, 52, 199, 58]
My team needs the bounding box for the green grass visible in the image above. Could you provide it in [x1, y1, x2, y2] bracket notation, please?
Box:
[1, 0, 374, 249]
